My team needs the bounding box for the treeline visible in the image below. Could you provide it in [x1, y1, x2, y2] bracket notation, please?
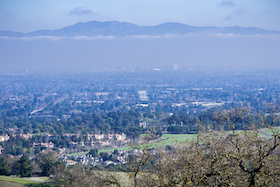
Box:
[1, 134, 68, 156]
[1, 106, 279, 137]
[0, 150, 59, 177]
[0, 109, 154, 138]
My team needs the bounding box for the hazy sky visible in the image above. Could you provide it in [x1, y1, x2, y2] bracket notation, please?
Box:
[0, 0, 279, 73]
[1, 0, 280, 32]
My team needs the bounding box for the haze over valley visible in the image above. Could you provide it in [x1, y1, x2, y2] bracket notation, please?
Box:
[1, 21, 279, 73]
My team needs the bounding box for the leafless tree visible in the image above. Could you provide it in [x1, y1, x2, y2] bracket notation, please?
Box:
[50, 164, 121, 187]
[128, 106, 280, 186]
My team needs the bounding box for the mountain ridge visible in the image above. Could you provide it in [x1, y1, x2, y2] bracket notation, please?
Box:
[1, 20, 279, 37]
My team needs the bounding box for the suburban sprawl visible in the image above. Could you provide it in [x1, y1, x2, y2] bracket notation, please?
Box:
[0, 69, 280, 186]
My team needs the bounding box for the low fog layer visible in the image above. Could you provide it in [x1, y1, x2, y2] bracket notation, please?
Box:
[0, 33, 279, 73]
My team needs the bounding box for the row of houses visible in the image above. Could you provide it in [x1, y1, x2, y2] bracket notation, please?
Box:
[63, 133, 127, 141]
[87, 133, 126, 141]
[63, 149, 129, 166]
[1, 132, 127, 142]
[0, 133, 33, 142]
[32, 141, 54, 149]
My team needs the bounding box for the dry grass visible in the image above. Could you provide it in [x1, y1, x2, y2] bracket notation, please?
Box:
[0, 179, 23, 187]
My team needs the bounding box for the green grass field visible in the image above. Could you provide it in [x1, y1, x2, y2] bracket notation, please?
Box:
[0, 176, 52, 187]
[0, 180, 23, 187]
[161, 134, 197, 144]
[259, 126, 280, 135]
[0, 176, 42, 185]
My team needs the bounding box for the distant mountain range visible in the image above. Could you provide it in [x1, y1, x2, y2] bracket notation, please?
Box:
[1, 21, 280, 37]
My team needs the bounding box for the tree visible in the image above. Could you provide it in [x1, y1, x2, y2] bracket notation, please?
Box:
[50, 165, 121, 187]
[113, 149, 119, 155]
[18, 156, 33, 177]
[88, 148, 98, 157]
[100, 152, 112, 162]
[0, 157, 9, 175]
[167, 125, 185, 133]
[37, 150, 58, 176]
[128, 126, 162, 187]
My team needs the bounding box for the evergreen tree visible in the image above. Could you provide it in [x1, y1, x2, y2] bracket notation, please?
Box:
[18, 156, 33, 177]
[0, 157, 9, 175]
[88, 149, 98, 157]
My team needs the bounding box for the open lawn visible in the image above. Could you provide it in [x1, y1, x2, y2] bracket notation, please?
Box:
[259, 126, 280, 135]
[161, 134, 197, 144]
[0, 176, 42, 185]
[0, 176, 52, 187]
[0, 180, 23, 187]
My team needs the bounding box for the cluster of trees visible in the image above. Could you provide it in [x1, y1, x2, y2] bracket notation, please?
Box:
[3, 105, 274, 139]
[163, 107, 280, 133]
[0, 109, 155, 137]
[0, 134, 63, 156]
[88, 148, 121, 162]
[50, 164, 121, 187]
[0, 156, 33, 177]
[0, 150, 59, 177]
[1, 135, 33, 155]
[48, 106, 280, 186]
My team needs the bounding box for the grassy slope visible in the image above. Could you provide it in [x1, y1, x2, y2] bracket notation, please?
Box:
[259, 126, 280, 135]
[0, 176, 42, 185]
[161, 134, 196, 144]
[0, 180, 23, 187]
[0, 176, 52, 187]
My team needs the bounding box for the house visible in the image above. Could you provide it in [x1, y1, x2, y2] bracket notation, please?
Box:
[45, 133, 55, 138]
[33, 141, 54, 149]
[87, 134, 105, 140]
[105, 133, 114, 139]
[0, 134, 10, 142]
[66, 160, 78, 166]
[115, 133, 126, 141]
[104, 161, 117, 165]
[139, 120, 147, 128]
[86, 141, 95, 146]
[59, 147, 66, 154]
[88, 133, 127, 141]
[0, 145, 3, 154]
[20, 133, 32, 139]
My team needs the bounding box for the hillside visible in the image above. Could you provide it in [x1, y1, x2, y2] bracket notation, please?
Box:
[1, 21, 280, 37]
